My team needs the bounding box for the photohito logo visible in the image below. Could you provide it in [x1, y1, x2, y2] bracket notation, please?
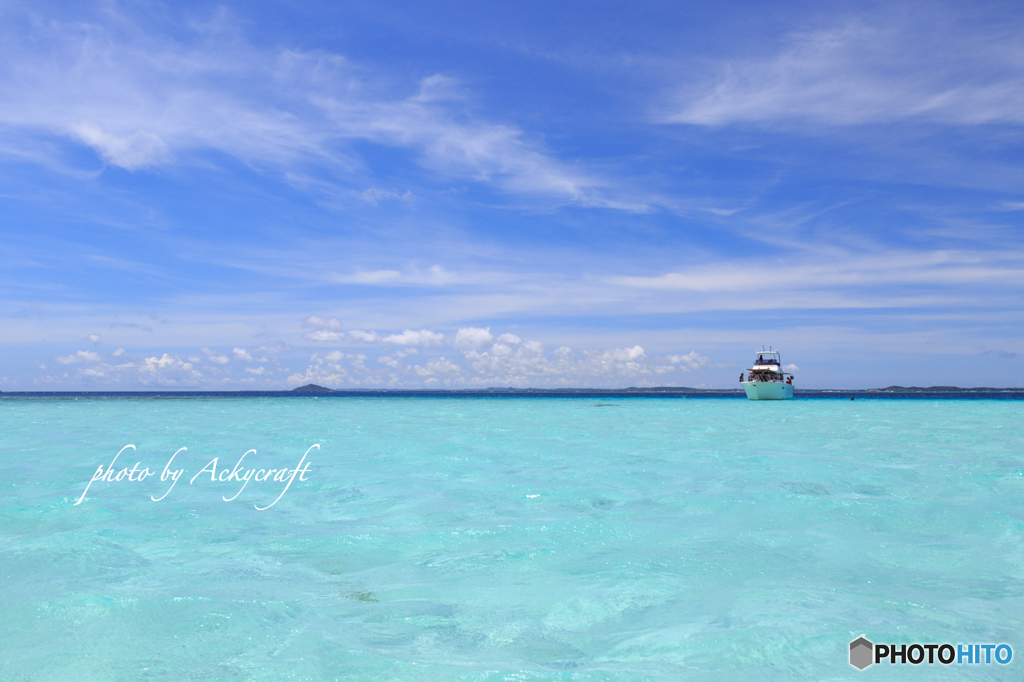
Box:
[849, 636, 1012, 670]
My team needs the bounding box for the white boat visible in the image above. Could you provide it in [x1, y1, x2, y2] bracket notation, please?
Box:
[740, 348, 794, 400]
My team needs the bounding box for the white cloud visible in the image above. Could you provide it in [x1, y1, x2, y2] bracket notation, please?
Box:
[201, 347, 230, 364]
[377, 354, 402, 370]
[316, 73, 623, 206]
[491, 342, 514, 357]
[284, 328, 716, 386]
[72, 122, 169, 170]
[232, 347, 254, 362]
[87, 333, 101, 344]
[143, 354, 180, 370]
[666, 21, 1024, 127]
[448, 334, 717, 384]
[783, 363, 799, 372]
[131, 354, 205, 386]
[287, 351, 349, 386]
[55, 350, 102, 364]
[606, 249, 1024, 294]
[600, 346, 646, 362]
[329, 265, 458, 287]
[413, 357, 462, 377]
[302, 315, 344, 341]
[460, 337, 573, 380]
[33, 345, 314, 388]
[376, 348, 419, 370]
[455, 327, 493, 350]
[303, 315, 342, 330]
[347, 330, 380, 343]
[359, 188, 414, 205]
[335, 270, 402, 284]
[382, 329, 444, 346]
[666, 351, 710, 371]
[254, 342, 289, 354]
[305, 330, 344, 341]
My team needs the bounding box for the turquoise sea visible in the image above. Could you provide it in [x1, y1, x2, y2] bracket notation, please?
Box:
[2, 396, 1022, 680]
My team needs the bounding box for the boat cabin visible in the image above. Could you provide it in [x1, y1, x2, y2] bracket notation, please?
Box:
[744, 349, 793, 384]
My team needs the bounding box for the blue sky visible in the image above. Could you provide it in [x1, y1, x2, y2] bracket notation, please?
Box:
[2, 0, 1022, 389]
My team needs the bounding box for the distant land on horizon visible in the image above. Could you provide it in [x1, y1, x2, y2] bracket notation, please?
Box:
[3, 384, 1023, 397]
[286, 383, 1024, 395]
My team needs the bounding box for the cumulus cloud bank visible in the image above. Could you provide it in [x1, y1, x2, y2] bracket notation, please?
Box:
[286, 327, 708, 387]
[38, 330, 726, 389]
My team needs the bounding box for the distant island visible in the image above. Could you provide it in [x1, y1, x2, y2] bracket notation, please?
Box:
[291, 383, 338, 394]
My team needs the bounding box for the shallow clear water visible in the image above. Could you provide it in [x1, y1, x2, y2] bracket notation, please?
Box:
[2, 397, 1022, 680]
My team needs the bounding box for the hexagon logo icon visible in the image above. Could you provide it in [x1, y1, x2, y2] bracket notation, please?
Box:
[850, 636, 874, 670]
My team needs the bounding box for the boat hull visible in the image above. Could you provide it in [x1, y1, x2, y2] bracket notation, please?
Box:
[742, 381, 793, 400]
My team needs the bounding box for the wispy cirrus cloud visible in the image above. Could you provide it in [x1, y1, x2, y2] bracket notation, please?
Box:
[665, 19, 1024, 127]
[607, 248, 1024, 293]
[70, 122, 169, 170]
[0, 6, 634, 208]
[328, 265, 458, 286]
